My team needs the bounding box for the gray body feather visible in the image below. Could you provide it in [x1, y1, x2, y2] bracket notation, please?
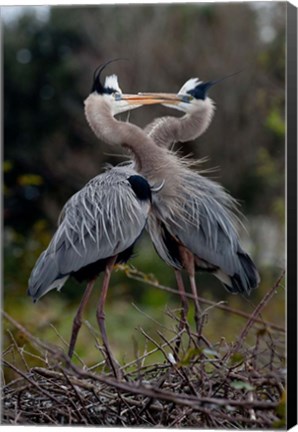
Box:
[28, 165, 150, 301]
[148, 170, 260, 295]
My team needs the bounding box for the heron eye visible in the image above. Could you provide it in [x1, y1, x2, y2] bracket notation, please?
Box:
[181, 94, 193, 103]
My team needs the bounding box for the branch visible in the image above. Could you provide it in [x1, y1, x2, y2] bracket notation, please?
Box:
[233, 270, 285, 352]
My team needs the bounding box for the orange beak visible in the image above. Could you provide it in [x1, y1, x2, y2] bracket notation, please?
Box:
[121, 93, 182, 105]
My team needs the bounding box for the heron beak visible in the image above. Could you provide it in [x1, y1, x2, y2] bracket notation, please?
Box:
[136, 92, 190, 105]
[121, 93, 183, 105]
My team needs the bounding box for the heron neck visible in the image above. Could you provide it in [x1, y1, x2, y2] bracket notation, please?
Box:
[84, 94, 171, 181]
[179, 98, 215, 142]
[147, 98, 215, 148]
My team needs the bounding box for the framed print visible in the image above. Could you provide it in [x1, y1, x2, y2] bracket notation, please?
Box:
[1, 1, 296, 429]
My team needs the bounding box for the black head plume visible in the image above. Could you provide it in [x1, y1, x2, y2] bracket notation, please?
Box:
[187, 69, 244, 100]
[187, 81, 214, 100]
[91, 58, 129, 94]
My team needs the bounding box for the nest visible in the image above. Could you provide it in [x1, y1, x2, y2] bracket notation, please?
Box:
[2, 272, 286, 428]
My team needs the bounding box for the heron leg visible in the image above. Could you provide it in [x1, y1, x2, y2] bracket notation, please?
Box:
[68, 277, 96, 359]
[189, 273, 202, 337]
[175, 270, 189, 322]
[179, 246, 202, 337]
[174, 269, 189, 356]
[96, 255, 121, 379]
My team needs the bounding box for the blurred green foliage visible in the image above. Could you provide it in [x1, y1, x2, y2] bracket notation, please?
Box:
[3, 3, 285, 375]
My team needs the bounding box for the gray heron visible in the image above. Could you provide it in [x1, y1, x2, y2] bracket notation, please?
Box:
[28, 63, 179, 376]
[139, 75, 260, 331]
[28, 63, 260, 373]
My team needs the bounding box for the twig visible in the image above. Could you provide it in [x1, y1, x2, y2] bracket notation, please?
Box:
[233, 271, 285, 352]
[124, 270, 285, 332]
[2, 311, 61, 357]
[138, 327, 170, 364]
[64, 362, 280, 411]
[2, 359, 69, 409]
[2, 293, 284, 428]
[6, 329, 30, 373]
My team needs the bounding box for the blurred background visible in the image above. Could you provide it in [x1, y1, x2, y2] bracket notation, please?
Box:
[3, 3, 285, 369]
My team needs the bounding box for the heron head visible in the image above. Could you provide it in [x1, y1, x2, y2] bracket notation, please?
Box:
[178, 70, 243, 101]
[136, 78, 217, 113]
[139, 71, 242, 113]
[182, 79, 215, 100]
[88, 59, 178, 115]
[91, 59, 124, 95]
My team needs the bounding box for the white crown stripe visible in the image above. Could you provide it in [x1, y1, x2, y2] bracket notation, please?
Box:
[104, 74, 122, 94]
[178, 78, 201, 95]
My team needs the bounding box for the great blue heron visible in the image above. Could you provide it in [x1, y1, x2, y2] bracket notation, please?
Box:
[28, 64, 259, 374]
[28, 64, 179, 376]
[83, 70, 260, 340]
[139, 76, 260, 330]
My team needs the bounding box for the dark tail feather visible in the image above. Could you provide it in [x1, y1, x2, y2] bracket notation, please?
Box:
[224, 251, 260, 295]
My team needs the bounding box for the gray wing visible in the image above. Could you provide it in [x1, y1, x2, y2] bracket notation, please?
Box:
[171, 193, 259, 295]
[152, 171, 259, 295]
[28, 167, 150, 301]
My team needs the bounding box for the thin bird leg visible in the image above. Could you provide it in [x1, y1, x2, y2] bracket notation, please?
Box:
[96, 255, 120, 379]
[179, 246, 202, 337]
[175, 270, 189, 327]
[174, 269, 189, 356]
[189, 273, 203, 338]
[68, 277, 96, 359]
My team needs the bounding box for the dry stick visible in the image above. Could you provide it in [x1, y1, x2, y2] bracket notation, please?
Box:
[61, 369, 92, 424]
[2, 359, 69, 409]
[1, 298, 284, 420]
[155, 328, 199, 398]
[164, 306, 198, 356]
[2, 310, 61, 357]
[16, 347, 50, 366]
[233, 270, 285, 353]
[52, 375, 88, 424]
[125, 272, 284, 332]
[118, 386, 140, 426]
[165, 306, 193, 346]
[3, 307, 178, 377]
[138, 370, 170, 417]
[66, 362, 280, 411]
[6, 329, 30, 373]
[4, 359, 281, 422]
[119, 331, 184, 373]
[155, 329, 198, 397]
[139, 328, 170, 364]
[125, 328, 171, 416]
[49, 323, 85, 367]
[140, 341, 149, 371]
[36, 409, 59, 425]
[156, 330, 177, 359]
[168, 407, 192, 428]
[197, 408, 273, 427]
[131, 302, 170, 331]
